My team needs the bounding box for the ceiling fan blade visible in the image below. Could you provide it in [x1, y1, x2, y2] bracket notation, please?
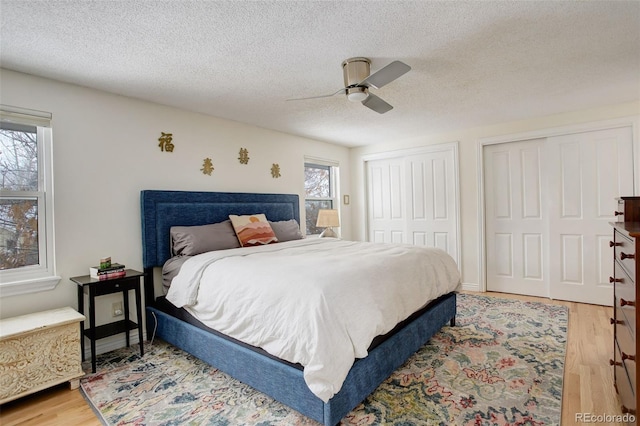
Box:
[359, 61, 411, 89]
[362, 93, 393, 114]
[286, 88, 346, 101]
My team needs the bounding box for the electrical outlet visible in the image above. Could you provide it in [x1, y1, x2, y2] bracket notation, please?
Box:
[112, 302, 123, 317]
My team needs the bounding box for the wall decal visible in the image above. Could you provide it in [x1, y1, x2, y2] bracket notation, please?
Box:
[158, 132, 174, 152]
[271, 163, 281, 178]
[201, 158, 214, 175]
[238, 148, 249, 164]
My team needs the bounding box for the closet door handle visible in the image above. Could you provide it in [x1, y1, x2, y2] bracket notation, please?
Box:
[610, 240, 622, 247]
[610, 359, 622, 366]
[621, 252, 635, 260]
[611, 318, 624, 325]
[610, 276, 623, 283]
[620, 298, 636, 307]
[615, 211, 624, 217]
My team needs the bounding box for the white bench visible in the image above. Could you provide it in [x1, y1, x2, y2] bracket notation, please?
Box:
[0, 307, 85, 404]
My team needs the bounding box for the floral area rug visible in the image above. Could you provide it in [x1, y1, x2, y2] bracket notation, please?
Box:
[80, 293, 567, 426]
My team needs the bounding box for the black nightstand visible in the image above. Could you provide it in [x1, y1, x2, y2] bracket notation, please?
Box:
[72, 269, 145, 373]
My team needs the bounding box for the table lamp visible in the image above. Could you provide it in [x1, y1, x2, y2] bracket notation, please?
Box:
[316, 209, 340, 238]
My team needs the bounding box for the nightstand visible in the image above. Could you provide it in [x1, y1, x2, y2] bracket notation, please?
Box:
[72, 269, 145, 373]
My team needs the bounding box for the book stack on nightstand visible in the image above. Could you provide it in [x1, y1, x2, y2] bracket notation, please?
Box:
[89, 256, 126, 280]
[89, 263, 126, 280]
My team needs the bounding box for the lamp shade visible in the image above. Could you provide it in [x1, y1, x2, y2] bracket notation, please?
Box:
[316, 209, 340, 228]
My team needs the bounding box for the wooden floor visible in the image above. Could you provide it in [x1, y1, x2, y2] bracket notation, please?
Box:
[0, 291, 626, 425]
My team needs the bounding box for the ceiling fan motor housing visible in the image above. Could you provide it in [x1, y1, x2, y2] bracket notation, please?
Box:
[342, 57, 371, 87]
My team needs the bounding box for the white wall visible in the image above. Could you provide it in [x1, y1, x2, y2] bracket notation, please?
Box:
[351, 101, 640, 289]
[0, 70, 351, 334]
[2, 67, 637, 349]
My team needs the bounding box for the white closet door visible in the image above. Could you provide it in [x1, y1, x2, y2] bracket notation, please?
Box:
[405, 150, 458, 261]
[547, 127, 634, 305]
[366, 144, 459, 264]
[483, 126, 634, 304]
[484, 139, 548, 298]
[366, 158, 406, 244]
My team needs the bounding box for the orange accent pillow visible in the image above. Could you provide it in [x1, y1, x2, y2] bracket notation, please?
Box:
[229, 214, 279, 247]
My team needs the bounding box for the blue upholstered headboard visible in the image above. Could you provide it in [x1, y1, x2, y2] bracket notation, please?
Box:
[140, 190, 300, 269]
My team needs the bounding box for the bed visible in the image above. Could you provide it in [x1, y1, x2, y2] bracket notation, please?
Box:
[141, 190, 459, 426]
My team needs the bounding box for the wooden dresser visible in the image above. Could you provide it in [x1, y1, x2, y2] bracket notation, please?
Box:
[611, 196, 640, 420]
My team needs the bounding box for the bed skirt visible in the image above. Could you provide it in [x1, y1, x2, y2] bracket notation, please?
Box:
[147, 292, 456, 426]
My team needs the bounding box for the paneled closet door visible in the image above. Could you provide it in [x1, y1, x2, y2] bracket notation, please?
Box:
[547, 127, 634, 305]
[366, 144, 459, 264]
[484, 139, 548, 298]
[367, 158, 406, 244]
[405, 150, 458, 261]
[483, 126, 634, 304]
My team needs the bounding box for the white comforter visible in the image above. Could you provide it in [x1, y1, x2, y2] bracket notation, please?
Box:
[166, 238, 461, 402]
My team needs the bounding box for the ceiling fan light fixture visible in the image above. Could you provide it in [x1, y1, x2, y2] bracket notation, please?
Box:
[346, 86, 369, 102]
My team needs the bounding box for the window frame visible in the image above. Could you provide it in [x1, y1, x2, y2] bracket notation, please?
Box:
[0, 105, 59, 297]
[304, 159, 340, 236]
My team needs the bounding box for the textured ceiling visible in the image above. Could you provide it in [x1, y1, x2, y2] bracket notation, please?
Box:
[1, 1, 639, 147]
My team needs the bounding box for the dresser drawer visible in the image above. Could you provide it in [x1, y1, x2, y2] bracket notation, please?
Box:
[617, 303, 637, 343]
[616, 264, 636, 336]
[615, 341, 638, 417]
[617, 197, 640, 222]
[615, 229, 637, 282]
[617, 317, 637, 389]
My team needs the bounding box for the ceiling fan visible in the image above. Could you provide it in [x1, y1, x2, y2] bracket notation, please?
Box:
[287, 57, 411, 114]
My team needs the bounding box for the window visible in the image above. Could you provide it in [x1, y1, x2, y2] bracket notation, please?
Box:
[0, 106, 59, 296]
[304, 161, 339, 235]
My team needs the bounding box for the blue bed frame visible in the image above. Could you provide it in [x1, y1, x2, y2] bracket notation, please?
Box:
[140, 190, 457, 426]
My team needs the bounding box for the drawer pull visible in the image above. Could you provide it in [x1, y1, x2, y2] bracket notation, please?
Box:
[610, 359, 622, 366]
[620, 298, 636, 307]
[620, 252, 635, 260]
[622, 352, 636, 362]
[610, 240, 622, 247]
[621, 405, 637, 415]
[610, 317, 624, 325]
[609, 276, 623, 283]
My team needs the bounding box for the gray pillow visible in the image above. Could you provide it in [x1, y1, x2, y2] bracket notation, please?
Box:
[162, 255, 190, 292]
[170, 220, 241, 256]
[269, 219, 304, 242]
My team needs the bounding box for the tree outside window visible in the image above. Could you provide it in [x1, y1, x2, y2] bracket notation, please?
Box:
[0, 124, 40, 270]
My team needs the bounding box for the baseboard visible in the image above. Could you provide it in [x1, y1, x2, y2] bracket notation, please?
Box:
[461, 282, 480, 292]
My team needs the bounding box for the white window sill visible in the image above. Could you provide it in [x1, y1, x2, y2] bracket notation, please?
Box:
[0, 275, 62, 297]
